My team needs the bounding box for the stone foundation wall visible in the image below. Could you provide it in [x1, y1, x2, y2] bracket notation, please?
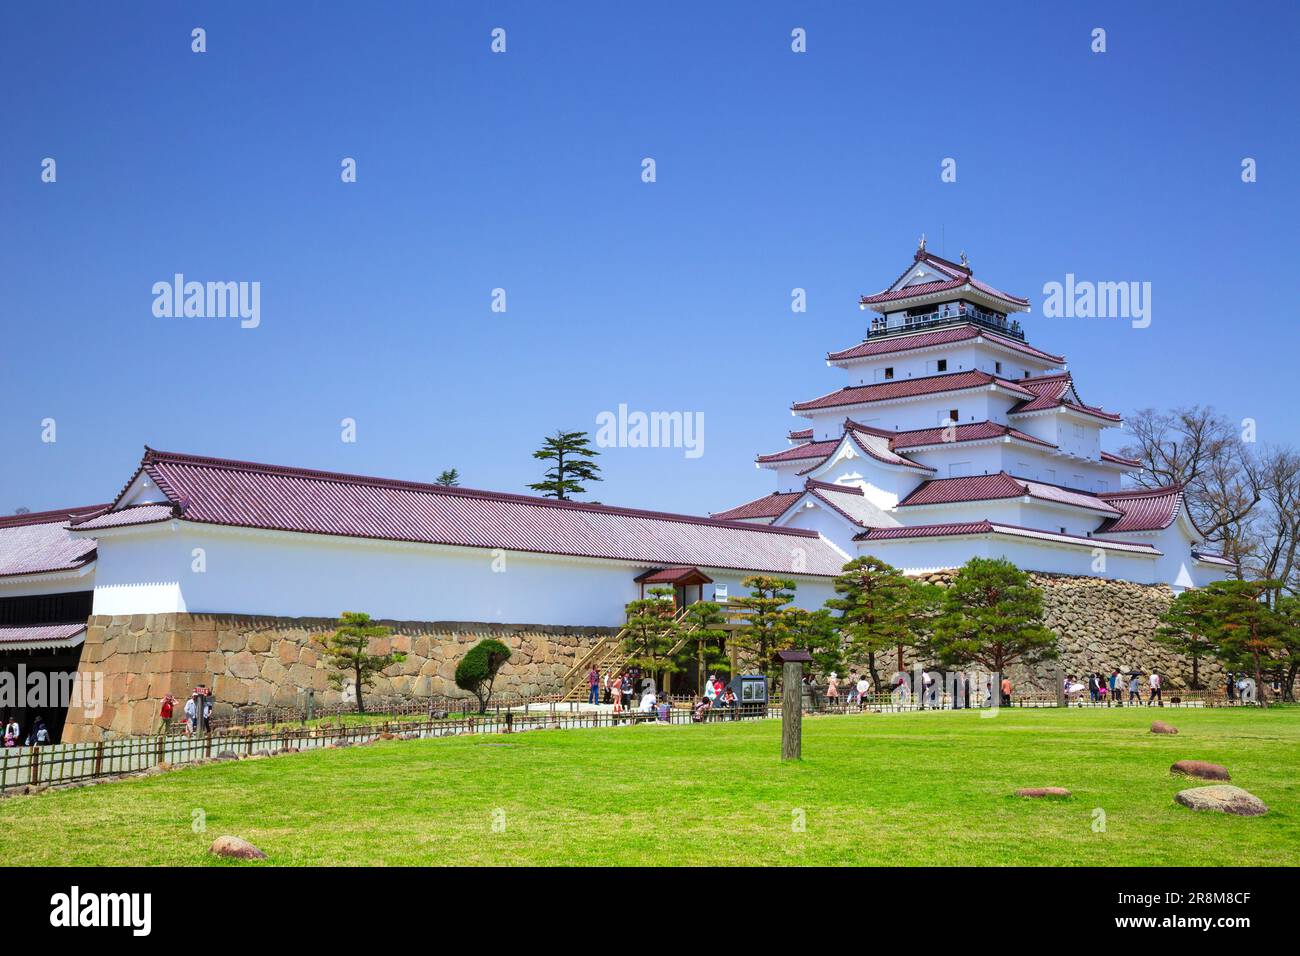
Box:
[63, 613, 611, 741]
[909, 571, 1223, 694]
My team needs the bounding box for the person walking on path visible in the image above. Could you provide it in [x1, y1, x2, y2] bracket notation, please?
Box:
[826, 672, 839, 707]
[611, 673, 624, 714]
[1128, 671, 1143, 705]
[856, 673, 871, 710]
[587, 666, 600, 705]
[1000, 675, 1013, 708]
[1108, 670, 1120, 707]
[1148, 670, 1163, 706]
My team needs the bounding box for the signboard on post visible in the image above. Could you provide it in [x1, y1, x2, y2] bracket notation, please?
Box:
[776, 649, 812, 761]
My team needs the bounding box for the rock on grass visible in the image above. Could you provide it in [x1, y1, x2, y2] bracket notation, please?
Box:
[1171, 759, 1230, 781]
[1150, 721, 1178, 735]
[1174, 785, 1267, 816]
[1016, 787, 1071, 798]
[210, 835, 268, 860]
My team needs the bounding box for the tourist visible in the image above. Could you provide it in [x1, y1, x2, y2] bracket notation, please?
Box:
[846, 670, 860, 706]
[587, 666, 600, 705]
[712, 675, 725, 699]
[3, 718, 20, 748]
[602, 671, 612, 705]
[1000, 675, 1012, 708]
[1225, 671, 1236, 702]
[1087, 673, 1099, 703]
[722, 687, 738, 718]
[656, 697, 671, 723]
[639, 686, 657, 715]
[1148, 670, 1162, 707]
[159, 693, 176, 734]
[1098, 673, 1108, 704]
[1128, 671, 1142, 705]
[622, 673, 636, 710]
[692, 696, 711, 722]
[611, 674, 624, 714]
[826, 672, 839, 706]
[704, 674, 718, 704]
[1108, 670, 1121, 707]
[183, 694, 198, 735]
[856, 673, 871, 709]
[26, 716, 50, 746]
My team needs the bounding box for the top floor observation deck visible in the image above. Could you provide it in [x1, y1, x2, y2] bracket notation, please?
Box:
[866, 302, 1025, 342]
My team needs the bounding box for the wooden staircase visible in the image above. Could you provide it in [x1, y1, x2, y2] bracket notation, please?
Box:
[559, 606, 692, 703]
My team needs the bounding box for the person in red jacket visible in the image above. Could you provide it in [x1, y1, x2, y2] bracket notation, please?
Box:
[158, 693, 176, 734]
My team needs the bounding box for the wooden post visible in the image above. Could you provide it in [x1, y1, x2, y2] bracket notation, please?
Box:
[777, 649, 812, 761]
[1054, 662, 1065, 708]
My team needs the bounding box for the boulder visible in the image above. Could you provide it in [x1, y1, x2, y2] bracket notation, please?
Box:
[214, 751, 240, 761]
[1171, 760, 1230, 781]
[1150, 721, 1179, 735]
[1174, 785, 1268, 817]
[209, 835, 268, 860]
[1016, 787, 1071, 798]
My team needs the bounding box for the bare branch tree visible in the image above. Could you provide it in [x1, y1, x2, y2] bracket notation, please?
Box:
[1121, 405, 1261, 547]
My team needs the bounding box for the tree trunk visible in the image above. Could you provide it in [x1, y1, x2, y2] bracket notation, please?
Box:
[355, 662, 366, 714]
[867, 651, 881, 694]
[1191, 655, 1200, 690]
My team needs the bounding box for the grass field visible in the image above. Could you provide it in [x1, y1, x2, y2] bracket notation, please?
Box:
[1, 707, 1297, 866]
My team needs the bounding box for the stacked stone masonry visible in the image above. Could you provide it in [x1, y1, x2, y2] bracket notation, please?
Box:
[63, 613, 609, 741]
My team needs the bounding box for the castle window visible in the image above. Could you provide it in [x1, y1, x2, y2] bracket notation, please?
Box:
[937, 359, 948, 372]
[884, 366, 894, 379]
[995, 361, 1003, 374]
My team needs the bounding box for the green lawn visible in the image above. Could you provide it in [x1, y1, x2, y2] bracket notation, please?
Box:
[2, 707, 1297, 866]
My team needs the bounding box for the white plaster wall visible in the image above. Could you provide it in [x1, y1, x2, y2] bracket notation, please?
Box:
[854, 535, 1159, 582]
[87, 524, 839, 625]
[838, 341, 1057, 388]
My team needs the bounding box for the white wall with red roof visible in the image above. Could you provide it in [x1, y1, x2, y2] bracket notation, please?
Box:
[86, 521, 841, 625]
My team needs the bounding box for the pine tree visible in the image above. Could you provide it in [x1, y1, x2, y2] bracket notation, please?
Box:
[826, 555, 939, 692]
[527, 430, 602, 500]
[435, 468, 460, 487]
[678, 600, 731, 691]
[925, 558, 1057, 674]
[621, 588, 681, 677]
[1181, 580, 1286, 703]
[1156, 587, 1220, 689]
[732, 575, 797, 681]
[312, 612, 407, 714]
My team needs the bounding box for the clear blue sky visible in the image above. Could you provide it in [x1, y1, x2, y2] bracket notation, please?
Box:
[2, 0, 1297, 516]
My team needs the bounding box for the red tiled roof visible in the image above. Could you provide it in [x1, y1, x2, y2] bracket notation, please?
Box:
[890, 421, 1056, 450]
[792, 370, 1033, 412]
[897, 472, 1120, 514]
[1095, 485, 1184, 533]
[634, 566, 713, 585]
[860, 251, 1029, 310]
[71, 503, 176, 531]
[0, 623, 88, 648]
[1009, 374, 1121, 422]
[1192, 548, 1236, 568]
[858, 520, 996, 540]
[755, 439, 840, 464]
[855, 520, 1158, 554]
[788, 428, 813, 441]
[711, 491, 802, 521]
[0, 506, 105, 578]
[80, 449, 849, 577]
[828, 324, 1064, 366]
[1100, 450, 1142, 468]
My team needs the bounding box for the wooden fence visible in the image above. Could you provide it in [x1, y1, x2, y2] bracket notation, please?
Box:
[1, 700, 775, 793]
